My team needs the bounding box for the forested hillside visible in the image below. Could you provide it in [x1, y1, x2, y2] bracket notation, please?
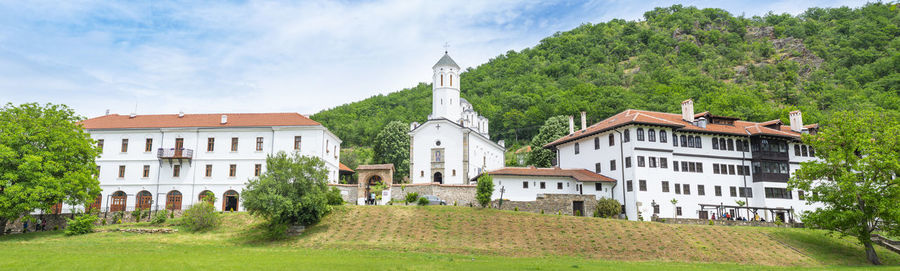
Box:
[312, 4, 900, 147]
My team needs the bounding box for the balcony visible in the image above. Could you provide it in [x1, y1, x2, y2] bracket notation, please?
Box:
[157, 148, 193, 160]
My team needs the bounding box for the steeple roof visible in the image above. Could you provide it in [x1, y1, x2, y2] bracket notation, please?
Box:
[432, 52, 460, 69]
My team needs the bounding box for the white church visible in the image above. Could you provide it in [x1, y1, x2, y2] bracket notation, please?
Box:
[408, 52, 506, 184]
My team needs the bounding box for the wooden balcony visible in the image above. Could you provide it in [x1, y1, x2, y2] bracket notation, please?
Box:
[157, 148, 193, 160]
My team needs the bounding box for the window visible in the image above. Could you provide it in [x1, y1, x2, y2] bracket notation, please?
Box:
[682, 184, 690, 195]
[254, 164, 262, 177]
[715, 186, 722, 196]
[765, 187, 792, 199]
[794, 145, 801, 156]
[205, 165, 212, 177]
[142, 165, 150, 178]
[522, 182, 528, 189]
[730, 186, 737, 197]
[686, 136, 694, 147]
[229, 164, 237, 177]
[801, 145, 808, 156]
[698, 185, 705, 196]
[798, 190, 806, 200]
[595, 163, 602, 173]
[625, 157, 632, 168]
[626, 180, 633, 192]
[680, 135, 687, 147]
[623, 129, 630, 142]
[728, 165, 736, 175]
[173, 164, 181, 177]
[673, 161, 679, 171]
[594, 137, 600, 149]
[637, 156, 645, 167]
[688, 162, 695, 172]
[809, 147, 815, 157]
[697, 163, 703, 173]
[452, 169, 456, 176]
[609, 134, 615, 146]
[207, 138, 215, 152]
[673, 133, 678, 146]
[557, 182, 563, 190]
[675, 183, 681, 194]
[739, 187, 753, 198]
[294, 136, 302, 150]
[695, 136, 702, 148]
[231, 137, 239, 151]
[712, 137, 719, 149]
[720, 138, 727, 150]
[256, 137, 264, 151]
[654, 205, 660, 214]
[649, 157, 657, 168]
[145, 138, 153, 152]
[713, 164, 720, 174]
[676, 207, 682, 216]
[539, 182, 546, 189]
[97, 139, 104, 151]
[574, 143, 580, 154]
[121, 139, 128, 152]
[610, 160, 616, 171]
[639, 180, 647, 191]
[660, 157, 668, 168]
[662, 181, 670, 193]
[648, 129, 656, 142]
[736, 140, 744, 152]
[595, 183, 602, 191]
[727, 139, 734, 151]
[660, 130, 667, 143]
[636, 128, 644, 141]
[743, 165, 751, 176]
[118, 165, 125, 178]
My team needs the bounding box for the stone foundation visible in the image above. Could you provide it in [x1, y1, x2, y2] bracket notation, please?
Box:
[328, 184, 359, 204]
[491, 194, 598, 217]
[654, 217, 800, 228]
[389, 183, 477, 206]
[2, 209, 185, 235]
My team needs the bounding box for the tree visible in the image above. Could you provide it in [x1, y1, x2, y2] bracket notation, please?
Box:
[475, 174, 494, 208]
[593, 198, 620, 218]
[373, 121, 410, 182]
[0, 103, 100, 235]
[526, 116, 569, 167]
[242, 152, 333, 233]
[790, 110, 900, 265]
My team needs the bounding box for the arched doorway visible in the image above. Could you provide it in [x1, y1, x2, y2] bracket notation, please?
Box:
[198, 190, 213, 204]
[433, 172, 443, 184]
[87, 194, 102, 213]
[111, 191, 127, 212]
[223, 190, 239, 211]
[166, 190, 182, 211]
[136, 191, 152, 210]
[365, 175, 383, 205]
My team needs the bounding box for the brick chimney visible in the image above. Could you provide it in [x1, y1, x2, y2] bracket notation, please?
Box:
[580, 111, 587, 131]
[789, 110, 803, 132]
[568, 115, 575, 134]
[681, 99, 694, 122]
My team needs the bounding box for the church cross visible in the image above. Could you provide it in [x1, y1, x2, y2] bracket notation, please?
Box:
[443, 42, 450, 53]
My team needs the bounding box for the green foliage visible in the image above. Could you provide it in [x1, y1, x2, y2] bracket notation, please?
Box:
[593, 198, 620, 218]
[339, 147, 373, 183]
[182, 202, 219, 232]
[372, 121, 410, 182]
[64, 214, 97, 236]
[405, 192, 420, 205]
[0, 103, 100, 233]
[475, 174, 494, 208]
[526, 116, 568, 167]
[242, 152, 333, 228]
[151, 210, 169, 225]
[789, 109, 900, 265]
[326, 187, 344, 205]
[417, 197, 429, 206]
[312, 4, 900, 153]
[201, 191, 217, 204]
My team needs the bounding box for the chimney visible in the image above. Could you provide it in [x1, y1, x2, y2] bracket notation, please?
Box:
[178, 111, 184, 118]
[568, 115, 575, 134]
[220, 114, 228, 124]
[105, 109, 110, 116]
[580, 111, 587, 131]
[129, 112, 136, 118]
[789, 110, 803, 132]
[681, 99, 694, 122]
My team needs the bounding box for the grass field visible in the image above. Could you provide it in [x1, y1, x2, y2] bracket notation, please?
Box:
[1, 205, 898, 270]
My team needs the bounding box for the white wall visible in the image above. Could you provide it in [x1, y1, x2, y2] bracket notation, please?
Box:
[491, 175, 613, 201]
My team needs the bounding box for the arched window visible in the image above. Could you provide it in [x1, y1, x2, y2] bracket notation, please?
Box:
[660, 130, 667, 143]
[440, 74, 444, 86]
[223, 190, 239, 211]
[574, 143, 580, 154]
[198, 190, 213, 203]
[166, 190, 182, 211]
[648, 129, 656, 142]
[636, 128, 645, 141]
[136, 190, 152, 210]
[624, 129, 631, 142]
[450, 74, 453, 86]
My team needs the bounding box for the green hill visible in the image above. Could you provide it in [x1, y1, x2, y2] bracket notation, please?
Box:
[311, 4, 900, 147]
[2, 206, 899, 270]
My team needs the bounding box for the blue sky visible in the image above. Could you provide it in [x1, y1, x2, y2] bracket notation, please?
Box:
[0, 0, 865, 118]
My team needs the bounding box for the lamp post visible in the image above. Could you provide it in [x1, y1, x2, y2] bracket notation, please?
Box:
[498, 186, 505, 208]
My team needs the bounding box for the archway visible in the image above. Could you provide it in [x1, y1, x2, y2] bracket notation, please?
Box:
[198, 190, 213, 204]
[87, 194, 102, 213]
[433, 172, 443, 184]
[223, 190, 239, 211]
[166, 190, 182, 211]
[110, 191, 127, 212]
[136, 190, 152, 210]
[365, 175, 383, 205]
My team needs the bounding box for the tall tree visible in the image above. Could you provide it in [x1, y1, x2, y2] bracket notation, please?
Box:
[526, 116, 569, 167]
[242, 152, 333, 230]
[789, 110, 900, 265]
[0, 103, 100, 234]
[373, 121, 410, 182]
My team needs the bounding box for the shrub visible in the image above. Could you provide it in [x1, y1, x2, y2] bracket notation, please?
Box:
[131, 209, 142, 221]
[65, 214, 98, 236]
[514, 207, 519, 212]
[405, 192, 420, 205]
[593, 197, 621, 218]
[708, 220, 715, 226]
[475, 174, 494, 208]
[417, 196, 429, 206]
[326, 187, 344, 205]
[182, 202, 219, 232]
[574, 210, 581, 216]
[111, 211, 124, 224]
[201, 191, 217, 204]
[151, 210, 169, 225]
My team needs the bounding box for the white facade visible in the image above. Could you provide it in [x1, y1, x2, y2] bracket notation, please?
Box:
[410, 52, 505, 184]
[79, 114, 341, 213]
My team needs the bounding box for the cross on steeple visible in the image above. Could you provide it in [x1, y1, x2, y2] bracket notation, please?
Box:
[443, 42, 450, 54]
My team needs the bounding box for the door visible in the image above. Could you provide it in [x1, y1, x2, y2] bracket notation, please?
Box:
[166, 191, 182, 210]
[111, 191, 127, 212]
[223, 190, 239, 211]
[573, 201, 585, 216]
[174, 138, 184, 157]
[699, 210, 709, 220]
[136, 191, 152, 210]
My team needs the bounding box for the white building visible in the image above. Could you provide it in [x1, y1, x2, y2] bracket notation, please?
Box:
[409, 52, 506, 184]
[79, 112, 341, 213]
[483, 167, 616, 201]
[544, 100, 822, 222]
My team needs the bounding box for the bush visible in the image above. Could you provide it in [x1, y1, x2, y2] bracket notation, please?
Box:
[405, 192, 420, 205]
[65, 214, 98, 236]
[201, 191, 217, 204]
[417, 197, 429, 206]
[593, 198, 620, 218]
[475, 174, 494, 208]
[243, 152, 333, 229]
[326, 187, 344, 205]
[708, 220, 715, 226]
[182, 202, 219, 232]
[111, 211, 124, 224]
[151, 210, 169, 225]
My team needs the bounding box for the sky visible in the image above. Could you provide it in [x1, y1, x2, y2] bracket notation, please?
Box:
[0, 0, 866, 118]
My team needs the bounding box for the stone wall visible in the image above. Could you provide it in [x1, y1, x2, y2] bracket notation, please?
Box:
[654, 217, 800, 228]
[328, 184, 358, 204]
[389, 183, 477, 206]
[3, 210, 186, 235]
[491, 194, 598, 217]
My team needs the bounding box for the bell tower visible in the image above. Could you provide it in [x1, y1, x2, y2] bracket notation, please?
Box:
[430, 51, 462, 121]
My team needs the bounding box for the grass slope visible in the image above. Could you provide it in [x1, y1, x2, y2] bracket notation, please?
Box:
[1, 206, 898, 270]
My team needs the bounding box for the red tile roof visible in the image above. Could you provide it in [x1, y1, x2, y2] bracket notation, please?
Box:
[80, 113, 320, 129]
[356, 164, 395, 170]
[483, 167, 616, 182]
[339, 163, 354, 173]
[545, 109, 815, 148]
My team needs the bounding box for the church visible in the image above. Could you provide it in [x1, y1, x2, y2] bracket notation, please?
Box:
[408, 52, 506, 184]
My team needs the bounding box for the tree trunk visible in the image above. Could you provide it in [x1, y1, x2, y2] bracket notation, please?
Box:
[864, 240, 882, 265]
[0, 218, 6, 235]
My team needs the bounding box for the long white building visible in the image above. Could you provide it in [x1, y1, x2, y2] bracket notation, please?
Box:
[544, 100, 822, 222]
[79, 112, 341, 212]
